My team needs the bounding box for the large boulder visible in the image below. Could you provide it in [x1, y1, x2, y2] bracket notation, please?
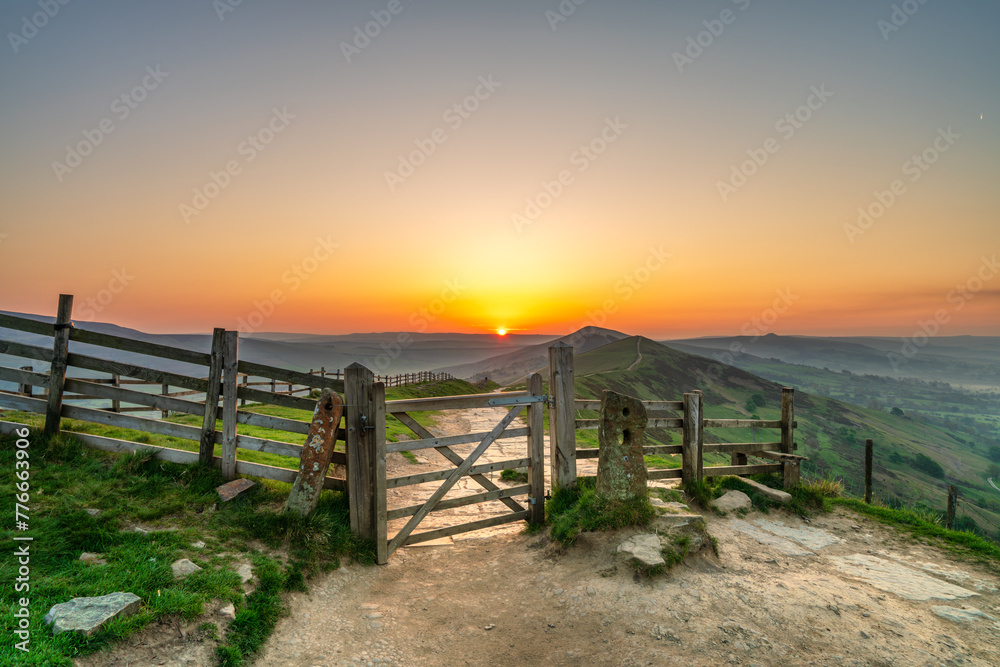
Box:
[44, 592, 142, 636]
[596, 390, 648, 501]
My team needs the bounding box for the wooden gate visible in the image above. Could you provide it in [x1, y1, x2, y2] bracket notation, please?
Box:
[345, 365, 545, 564]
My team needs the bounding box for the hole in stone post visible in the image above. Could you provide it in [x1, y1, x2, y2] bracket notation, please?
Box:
[622, 428, 631, 444]
[622, 407, 630, 417]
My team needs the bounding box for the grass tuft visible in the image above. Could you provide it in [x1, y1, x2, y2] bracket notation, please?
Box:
[546, 477, 656, 546]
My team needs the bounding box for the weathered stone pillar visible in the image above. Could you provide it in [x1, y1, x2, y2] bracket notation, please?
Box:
[596, 390, 648, 500]
[285, 389, 344, 517]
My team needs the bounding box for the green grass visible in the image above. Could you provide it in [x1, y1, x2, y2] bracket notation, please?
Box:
[0, 428, 369, 666]
[546, 477, 655, 546]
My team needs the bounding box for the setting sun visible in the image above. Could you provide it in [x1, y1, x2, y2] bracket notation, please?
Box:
[496, 328, 507, 336]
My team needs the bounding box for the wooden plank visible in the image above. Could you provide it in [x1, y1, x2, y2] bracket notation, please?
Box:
[386, 405, 525, 557]
[200, 328, 225, 466]
[0, 393, 47, 413]
[576, 448, 599, 459]
[384, 427, 529, 453]
[373, 382, 388, 565]
[642, 444, 683, 455]
[526, 372, 545, 524]
[61, 403, 202, 440]
[0, 339, 53, 363]
[400, 510, 529, 547]
[236, 359, 344, 392]
[69, 327, 211, 366]
[63, 377, 203, 416]
[44, 295, 74, 437]
[386, 391, 531, 413]
[221, 331, 239, 480]
[703, 463, 783, 477]
[575, 399, 683, 411]
[704, 419, 783, 429]
[392, 412, 525, 515]
[703, 442, 782, 453]
[548, 342, 576, 490]
[781, 387, 797, 487]
[0, 366, 49, 390]
[65, 352, 209, 393]
[0, 313, 55, 336]
[386, 484, 531, 521]
[236, 385, 316, 411]
[753, 450, 808, 462]
[647, 468, 683, 481]
[576, 417, 682, 430]
[237, 411, 311, 435]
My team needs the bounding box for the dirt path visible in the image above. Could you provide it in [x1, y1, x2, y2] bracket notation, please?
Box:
[627, 337, 643, 371]
[252, 407, 1000, 667]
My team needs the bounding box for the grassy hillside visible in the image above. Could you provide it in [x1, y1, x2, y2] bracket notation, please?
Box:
[557, 337, 1000, 541]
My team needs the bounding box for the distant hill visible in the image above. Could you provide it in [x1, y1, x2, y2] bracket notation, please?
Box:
[561, 336, 1000, 540]
[0, 311, 554, 375]
[434, 326, 630, 384]
[666, 334, 1000, 390]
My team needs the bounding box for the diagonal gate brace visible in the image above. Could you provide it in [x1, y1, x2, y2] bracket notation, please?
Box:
[387, 405, 524, 557]
[392, 411, 526, 514]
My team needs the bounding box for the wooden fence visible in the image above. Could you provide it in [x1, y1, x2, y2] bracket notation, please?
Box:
[547, 342, 802, 491]
[0, 295, 802, 564]
[0, 295, 347, 490]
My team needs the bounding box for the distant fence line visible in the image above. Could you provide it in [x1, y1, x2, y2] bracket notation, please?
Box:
[307, 368, 455, 388]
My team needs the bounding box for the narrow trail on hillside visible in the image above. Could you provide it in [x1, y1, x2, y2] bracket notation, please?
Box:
[627, 336, 643, 371]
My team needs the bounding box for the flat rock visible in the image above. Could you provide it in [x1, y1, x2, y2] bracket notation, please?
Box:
[931, 606, 997, 624]
[714, 490, 752, 512]
[652, 513, 705, 532]
[84, 508, 101, 518]
[219, 604, 236, 621]
[730, 519, 814, 556]
[617, 534, 665, 568]
[44, 592, 141, 636]
[829, 555, 977, 601]
[191, 540, 206, 549]
[753, 519, 840, 550]
[216, 478, 256, 502]
[171, 558, 202, 579]
[737, 476, 792, 503]
[78, 552, 107, 565]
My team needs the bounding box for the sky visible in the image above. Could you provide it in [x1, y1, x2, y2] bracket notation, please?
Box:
[1, 0, 998, 339]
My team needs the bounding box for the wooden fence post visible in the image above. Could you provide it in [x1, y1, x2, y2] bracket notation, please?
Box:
[44, 294, 74, 438]
[345, 363, 377, 538]
[781, 387, 797, 487]
[199, 328, 226, 466]
[161, 383, 169, 418]
[372, 381, 387, 564]
[681, 391, 703, 486]
[864, 438, 873, 504]
[110, 374, 120, 413]
[526, 372, 545, 524]
[548, 342, 577, 490]
[19, 366, 33, 397]
[220, 331, 239, 480]
[240, 374, 248, 406]
[946, 485, 957, 530]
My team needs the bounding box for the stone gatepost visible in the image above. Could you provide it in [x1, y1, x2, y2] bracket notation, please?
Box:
[285, 388, 344, 517]
[596, 390, 648, 500]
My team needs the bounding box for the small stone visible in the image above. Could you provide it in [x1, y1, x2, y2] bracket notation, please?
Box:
[714, 490, 752, 512]
[191, 540, 206, 549]
[171, 559, 202, 579]
[44, 592, 141, 636]
[216, 478, 256, 502]
[78, 552, 106, 565]
[84, 508, 101, 518]
[553, 588, 564, 595]
[617, 534, 665, 568]
[219, 604, 236, 620]
[133, 527, 148, 536]
[860, 630, 870, 639]
[236, 563, 254, 583]
[587, 587, 596, 596]
[364, 612, 383, 619]
[370, 621, 383, 629]
[484, 624, 495, 631]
